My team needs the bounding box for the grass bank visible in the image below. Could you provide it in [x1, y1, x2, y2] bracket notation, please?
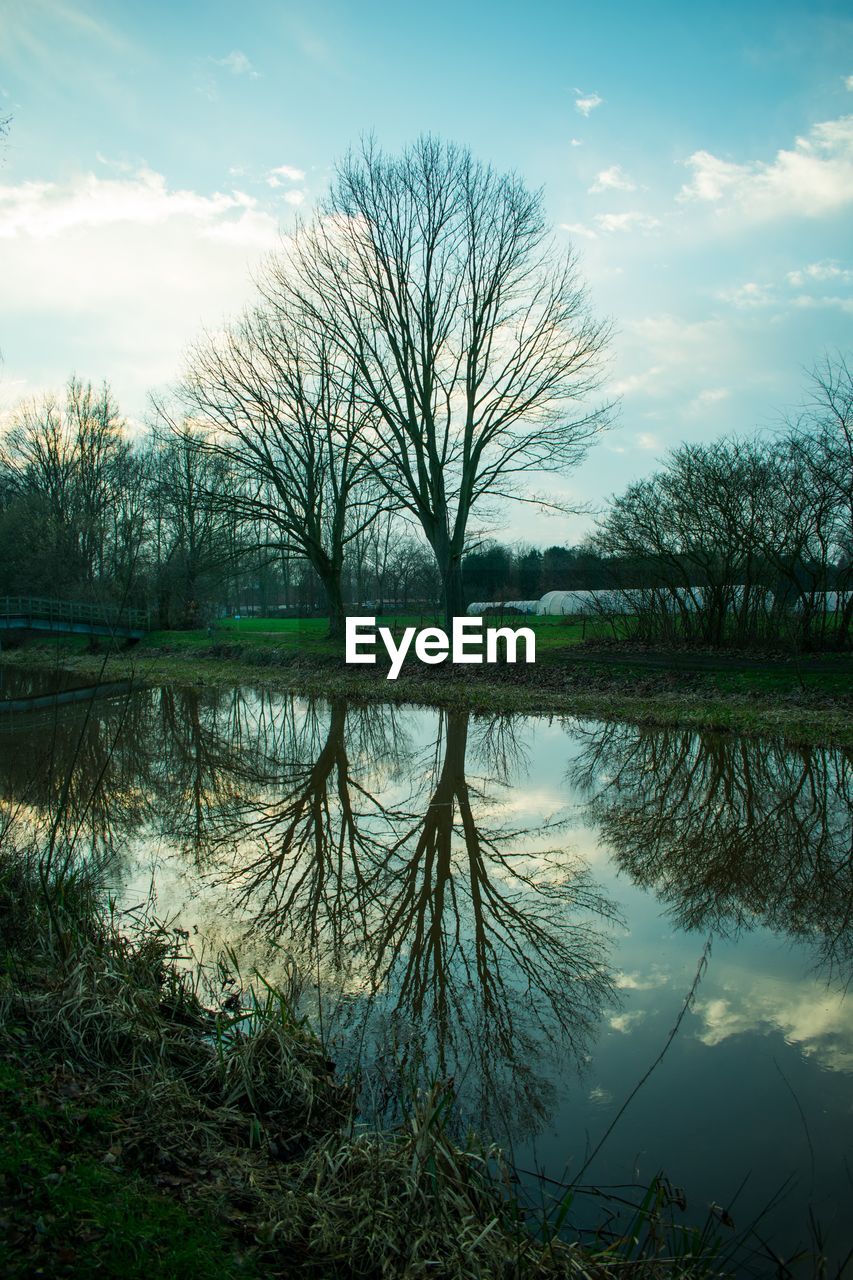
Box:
[3, 613, 852, 747]
[0, 843, 728, 1278]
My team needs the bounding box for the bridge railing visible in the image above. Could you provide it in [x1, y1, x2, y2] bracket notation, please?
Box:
[0, 596, 148, 629]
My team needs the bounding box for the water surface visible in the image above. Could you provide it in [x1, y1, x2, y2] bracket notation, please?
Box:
[2, 666, 851, 1267]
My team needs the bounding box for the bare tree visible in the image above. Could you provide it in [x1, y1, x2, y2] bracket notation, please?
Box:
[180, 283, 381, 638]
[595, 437, 783, 647]
[144, 421, 243, 628]
[0, 377, 137, 600]
[274, 136, 611, 623]
[794, 354, 853, 647]
[593, 358, 853, 652]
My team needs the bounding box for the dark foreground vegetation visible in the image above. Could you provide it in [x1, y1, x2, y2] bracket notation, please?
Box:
[0, 843, 741, 1279]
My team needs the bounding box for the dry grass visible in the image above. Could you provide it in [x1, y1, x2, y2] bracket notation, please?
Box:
[0, 841, 728, 1278]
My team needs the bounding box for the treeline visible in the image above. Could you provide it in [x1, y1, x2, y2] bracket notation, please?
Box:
[0, 387, 442, 627]
[462, 543, 612, 601]
[1, 354, 851, 651]
[596, 356, 853, 651]
[0, 379, 606, 623]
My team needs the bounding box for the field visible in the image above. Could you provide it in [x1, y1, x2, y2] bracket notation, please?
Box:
[141, 612, 610, 653]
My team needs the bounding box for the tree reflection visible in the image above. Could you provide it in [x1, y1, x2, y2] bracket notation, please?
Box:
[361, 709, 618, 1132]
[0, 679, 619, 1135]
[0, 680, 152, 856]
[207, 700, 618, 1134]
[153, 685, 289, 858]
[214, 697, 411, 969]
[571, 722, 853, 980]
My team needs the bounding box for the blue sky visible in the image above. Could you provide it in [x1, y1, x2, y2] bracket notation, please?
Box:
[1, 0, 852, 542]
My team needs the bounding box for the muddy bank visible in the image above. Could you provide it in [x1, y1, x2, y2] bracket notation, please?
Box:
[2, 641, 850, 748]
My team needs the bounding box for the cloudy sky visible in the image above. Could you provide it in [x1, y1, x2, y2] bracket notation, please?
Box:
[1, 0, 851, 541]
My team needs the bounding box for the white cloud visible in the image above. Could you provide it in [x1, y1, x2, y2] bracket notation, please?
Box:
[0, 377, 36, 419]
[282, 189, 306, 206]
[615, 312, 759, 425]
[680, 152, 743, 202]
[559, 220, 597, 240]
[589, 165, 636, 194]
[574, 91, 603, 117]
[0, 167, 281, 412]
[687, 387, 730, 416]
[0, 168, 272, 240]
[679, 114, 853, 219]
[570, 138, 583, 147]
[95, 152, 134, 173]
[610, 366, 665, 397]
[266, 164, 306, 188]
[595, 210, 661, 233]
[612, 967, 671, 988]
[609, 1010, 646, 1033]
[786, 260, 853, 286]
[716, 281, 775, 308]
[215, 50, 260, 78]
[791, 292, 853, 313]
[846, 75, 853, 90]
[694, 977, 853, 1073]
[636, 432, 661, 450]
[717, 262, 853, 313]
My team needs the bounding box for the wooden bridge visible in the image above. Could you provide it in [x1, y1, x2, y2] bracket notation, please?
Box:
[0, 596, 148, 641]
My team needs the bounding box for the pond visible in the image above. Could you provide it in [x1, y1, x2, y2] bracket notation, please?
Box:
[2, 665, 851, 1268]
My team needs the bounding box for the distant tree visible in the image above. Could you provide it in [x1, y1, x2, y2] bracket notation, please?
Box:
[595, 437, 779, 646]
[0, 377, 138, 600]
[516, 546, 544, 598]
[791, 354, 853, 646]
[593, 358, 853, 654]
[462, 543, 514, 603]
[181, 275, 382, 638]
[144, 422, 242, 628]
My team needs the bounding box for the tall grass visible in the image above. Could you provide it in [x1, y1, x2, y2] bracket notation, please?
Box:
[1, 833, 748, 1277]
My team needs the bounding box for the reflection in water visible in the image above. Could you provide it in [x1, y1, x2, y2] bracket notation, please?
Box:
[570, 722, 853, 982]
[2, 669, 852, 1254]
[198, 699, 619, 1133]
[0, 673, 151, 857]
[0, 677, 617, 1133]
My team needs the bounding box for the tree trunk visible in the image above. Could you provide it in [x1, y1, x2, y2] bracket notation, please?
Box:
[320, 567, 346, 640]
[442, 557, 466, 628]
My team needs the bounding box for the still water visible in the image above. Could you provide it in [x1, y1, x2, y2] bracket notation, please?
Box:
[2, 666, 852, 1268]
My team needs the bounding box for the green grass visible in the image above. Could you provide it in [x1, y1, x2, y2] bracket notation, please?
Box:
[140, 612, 615, 657]
[711, 667, 852, 697]
[0, 1060, 257, 1278]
